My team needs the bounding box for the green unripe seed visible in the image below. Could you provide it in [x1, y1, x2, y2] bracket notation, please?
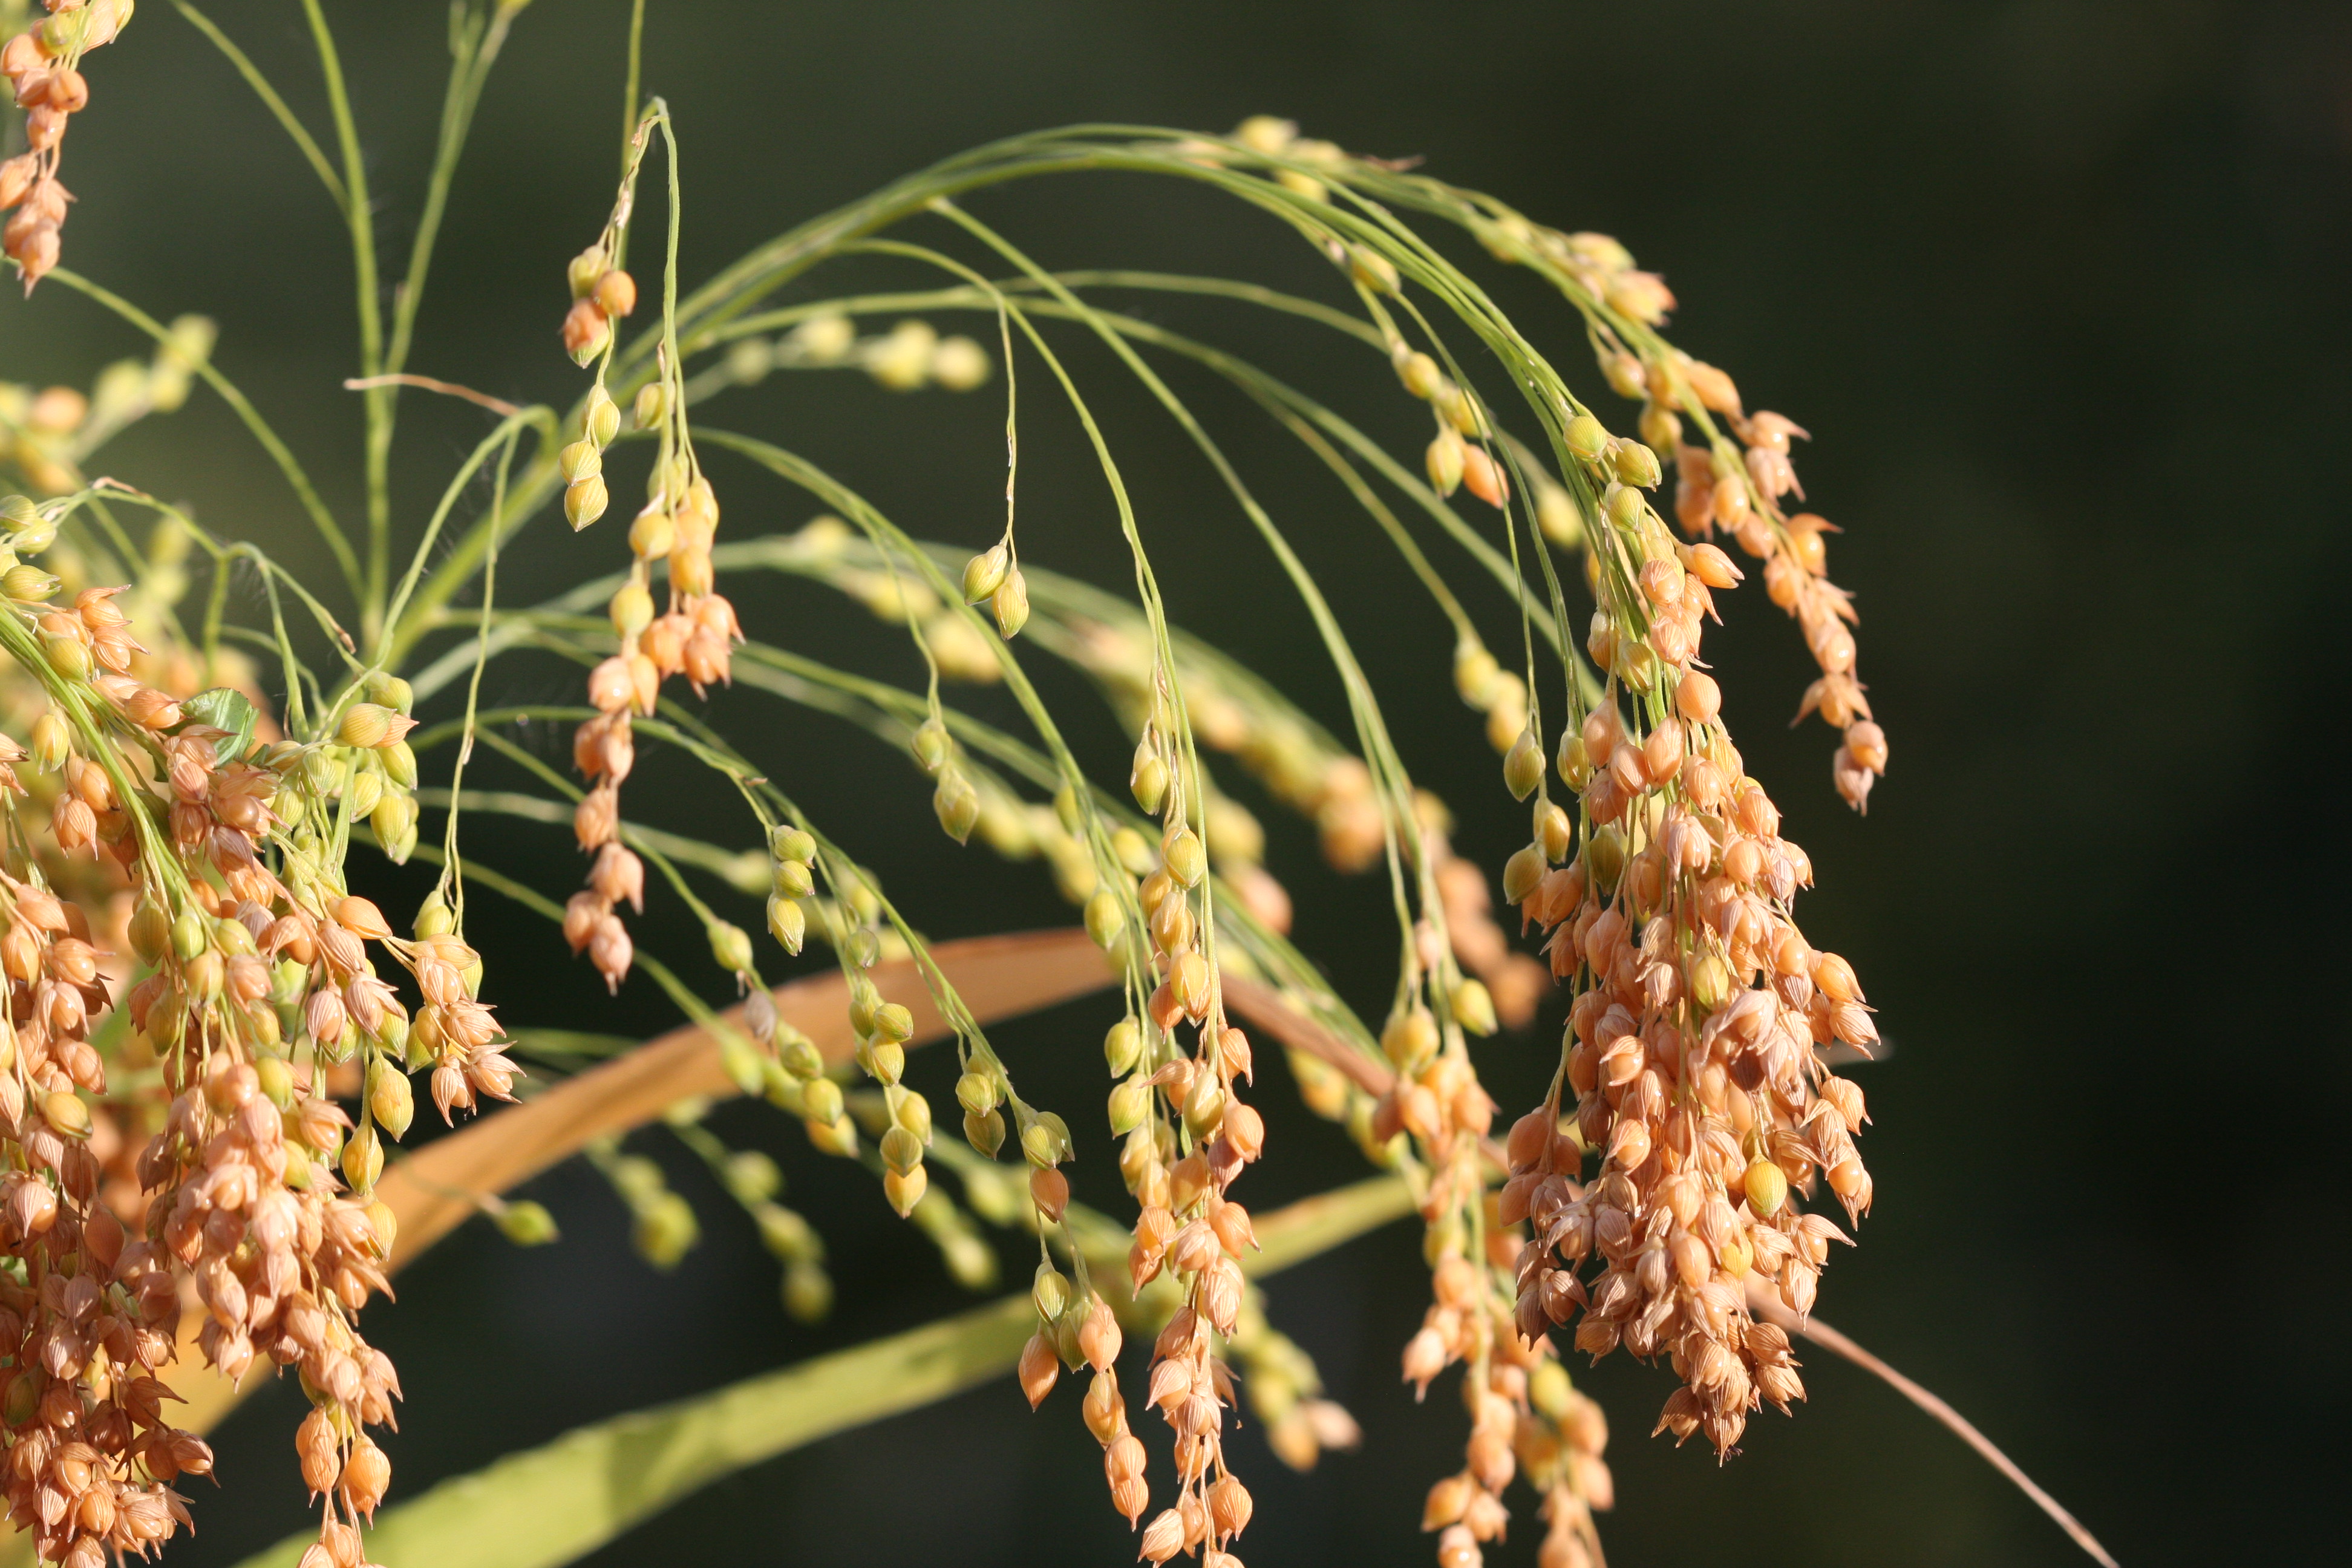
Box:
[1504, 730, 1544, 801]
[955, 1071, 999, 1116]
[880, 1125, 924, 1175]
[1162, 828, 1206, 889]
[933, 771, 979, 843]
[1108, 1076, 1152, 1135]
[1103, 1017, 1143, 1077]
[708, 921, 754, 975]
[584, 387, 621, 448]
[250, 1055, 294, 1112]
[991, 569, 1030, 639]
[1083, 887, 1125, 950]
[1031, 1263, 1072, 1322]
[1564, 414, 1609, 463]
[1451, 978, 1499, 1037]
[364, 673, 416, 714]
[766, 894, 806, 955]
[910, 718, 950, 774]
[1609, 439, 1662, 488]
[961, 543, 1010, 604]
[800, 1077, 844, 1126]
[170, 909, 208, 963]
[781, 1036, 825, 1080]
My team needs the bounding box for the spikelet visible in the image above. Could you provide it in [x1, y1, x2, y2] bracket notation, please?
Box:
[0, 0, 133, 291]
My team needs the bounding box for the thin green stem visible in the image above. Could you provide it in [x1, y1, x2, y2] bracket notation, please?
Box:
[298, 0, 390, 639]
[48, 268, 362, 603]
[170, 1, 347, 209]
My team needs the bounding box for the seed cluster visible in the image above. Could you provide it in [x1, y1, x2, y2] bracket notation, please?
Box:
[0, 492, 524, 1568]
[1462, 253, 1881, 1462]
[558, 189, 750, 998]
[0, 0, 130, 292]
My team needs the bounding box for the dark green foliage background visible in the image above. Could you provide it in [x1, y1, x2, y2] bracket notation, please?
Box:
[1, 2, 2340, 1564]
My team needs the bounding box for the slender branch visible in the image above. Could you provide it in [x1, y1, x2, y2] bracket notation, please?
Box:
[1746, 1293, 2121, 1568]
[343, 373, 522, 417]
[169, 0, 348, 208]
[298, 0, 390, 638]
[47, 267, 363, 603]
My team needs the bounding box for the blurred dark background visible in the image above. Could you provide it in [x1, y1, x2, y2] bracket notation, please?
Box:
[2, 1, 2344, 1564]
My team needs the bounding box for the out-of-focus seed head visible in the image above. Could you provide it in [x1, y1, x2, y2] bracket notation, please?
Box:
[496, 1200, 560, 1246]
[593, 269, 638, 318]
[1084, 887, 1126, 950]
[933, 769, 981, 843]
[708, 920, 754, 976]
[566, 246, 607, 299]
[632, 381, 668, 431]
[562, 298, 610, 364]
[1450, 978, 1497, 1037]
[1426, 428, 1466, 496]
[1381, 1008, 1439, 1073]
[1394, 348, 1442, 400]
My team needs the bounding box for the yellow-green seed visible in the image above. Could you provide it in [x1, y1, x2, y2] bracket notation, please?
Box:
[1451, 978, 1498, 1037]
[497, 1201, 561, 1246]
[800, 1078, 844, 1126]
[1610, 439, 1662, 488]
[633, 1193, 699, 1270]
[880, 1126, 924, 1176]
[696, 923, 750, 979]
[1564, 414, 1609, 463]
[1103, 1017, 1142, 1077]
[565, 475, 609, 531]
[2, 565, 59, 602]
[956, 1071, 998, 1116]
[609, 581, 655, 638]
[585, 387, 621, 448]
[1504, 730, 1544, 800]
[782, 1263, 833, 1322]
[933, 771, 980, 843]
[42, 1091, 90, 1138]
[911, 718, 951, 774]
[367, 1062, 414, 1140]
[170, 908, 208, 963]
[1162, 828, 1205, 889]
[1108, 1077, 1151, 1135]
[633, 382, 668, 431]
[991, 569, 1031, 639]
[1503, 843, 1545, 905]
[1083, 887, 1125, 950]
[766, 894, 807, 955]
[961, 543, 1010, 604]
